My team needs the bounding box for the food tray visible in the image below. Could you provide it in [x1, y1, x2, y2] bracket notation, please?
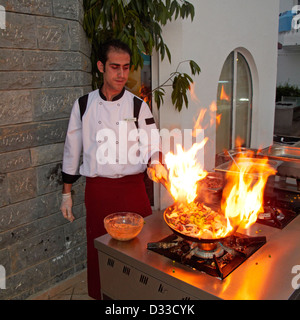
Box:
[259, 145, 300, 162]
[214, 158, 278, 176]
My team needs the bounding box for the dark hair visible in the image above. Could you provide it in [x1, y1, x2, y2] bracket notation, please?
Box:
[98, 39, 132, 66]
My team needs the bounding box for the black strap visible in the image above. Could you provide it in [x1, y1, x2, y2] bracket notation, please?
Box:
[133, 96, 143, 129]
[78, 94, 89, 120]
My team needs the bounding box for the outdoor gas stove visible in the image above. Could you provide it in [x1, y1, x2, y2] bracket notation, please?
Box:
[94, 209, 300, 300]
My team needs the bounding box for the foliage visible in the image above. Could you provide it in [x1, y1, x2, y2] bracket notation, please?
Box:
[82, 0, 200, 111]
[152, 60, 201, 111]
[276, 82, 300, 102]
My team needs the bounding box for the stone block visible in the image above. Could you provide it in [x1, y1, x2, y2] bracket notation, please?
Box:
[0, 90, 32, 126]
[75, 71, 93, 87]
[49, 243, 87, 277]
[0, 174, 9, 207]
[23, 51, 86, 71]
[31, 88, 82, 121]
[7, 168, 37, 203]
[0, 71, 92, 90]
[0, 211, 66, 249]
[0, 149, 31, 173]
[68, 20, 91, 57]
[36, 162, 63, 195]
[36, 16, 70, 50]
[0, 12, 37, 49]
[0, 119, 68, 152]
[53, 0, 80, 20]
[0, 261, 50, 300]
[30, 143, 64, 166]
[41, 71, 74, 88]
[10, 228, 65, 273]
[0, 192, 59, 233]
[0, 49, 25, 71]
[0, 50, 90, 75]
[3, 0, 52, 16]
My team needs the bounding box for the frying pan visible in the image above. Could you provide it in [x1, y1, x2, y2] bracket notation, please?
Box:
[163, 204, 238, 243]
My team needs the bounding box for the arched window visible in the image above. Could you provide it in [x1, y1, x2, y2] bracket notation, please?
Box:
[216, 51, 253, 154]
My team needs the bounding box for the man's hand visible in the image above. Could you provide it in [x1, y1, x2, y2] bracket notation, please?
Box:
[60, 193, 75, 222]
[147, 163, 168, 183]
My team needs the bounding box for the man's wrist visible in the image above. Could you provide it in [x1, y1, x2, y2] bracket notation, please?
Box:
[62, 183, 72, 194]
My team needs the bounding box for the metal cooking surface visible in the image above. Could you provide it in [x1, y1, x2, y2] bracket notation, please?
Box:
[94, 211, 300, 300]
[214, 158, 279, 176]
[260, 145, 300, 161]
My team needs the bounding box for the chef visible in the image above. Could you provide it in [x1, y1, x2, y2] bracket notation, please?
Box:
[60, 39, 167, 300]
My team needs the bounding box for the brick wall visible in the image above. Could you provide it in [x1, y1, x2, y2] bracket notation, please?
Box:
[0, 0, 91, 299]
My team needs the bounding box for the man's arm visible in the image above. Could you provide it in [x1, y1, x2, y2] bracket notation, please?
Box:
[60, 99, 83, 222]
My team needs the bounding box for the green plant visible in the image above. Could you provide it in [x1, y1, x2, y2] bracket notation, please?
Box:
[276, 83, 300, 102]
[152, 60, 200, 111]
[82, 0, 200, 111]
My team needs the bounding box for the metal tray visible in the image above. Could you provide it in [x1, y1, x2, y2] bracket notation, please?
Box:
[214, 158, 278, 176]
[259, 145, 300, 162]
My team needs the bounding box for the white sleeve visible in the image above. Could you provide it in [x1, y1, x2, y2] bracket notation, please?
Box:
[137, 101, 162, 164]
[62, 99, 83, 181]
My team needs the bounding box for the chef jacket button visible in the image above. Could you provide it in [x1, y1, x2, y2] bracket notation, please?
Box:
[98, 121, 101, 124]
[116, 159, 119, 163]
[116, 122, 119, 125]
[116, 141, 119, 144]
[98, 140, 101, 143]
[117, 103, 120, 106]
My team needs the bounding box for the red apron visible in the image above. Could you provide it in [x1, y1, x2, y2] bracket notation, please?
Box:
[84, 172, 152, 300]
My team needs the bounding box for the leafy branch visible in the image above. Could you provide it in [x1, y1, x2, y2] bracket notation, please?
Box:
[152, 60, 201, 111]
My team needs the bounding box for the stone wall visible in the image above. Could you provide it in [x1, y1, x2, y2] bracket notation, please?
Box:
[0, 0, 91, 299]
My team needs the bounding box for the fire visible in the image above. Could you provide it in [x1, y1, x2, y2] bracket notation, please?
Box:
[164, 148, 276, 239]
[221, 151, 277, 229]
[160, 100, 276, 239]
[220, 85, 230, 101]
[165, 139, 208, 204]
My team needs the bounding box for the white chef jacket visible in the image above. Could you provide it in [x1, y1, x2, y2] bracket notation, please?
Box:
[62, 88, 161, 182]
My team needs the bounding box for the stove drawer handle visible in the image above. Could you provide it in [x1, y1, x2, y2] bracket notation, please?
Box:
[139, 274, 149, 285]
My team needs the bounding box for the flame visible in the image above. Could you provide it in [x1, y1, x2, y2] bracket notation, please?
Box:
[139, 83, 151, 105]
[221, 151, 277, 229]
[165, 139, 208, 204]
[192, 109, 206, 137]
[164, 148, 276, 239]
[160, 99, 276, 240]
[220, 85, 230, 101]
[189, 82, 200, 103]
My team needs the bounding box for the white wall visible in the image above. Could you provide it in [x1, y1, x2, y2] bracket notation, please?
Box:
[279, 0, 297, 13]
[154, 0, 280, 209]
[277, 49, 300, 87]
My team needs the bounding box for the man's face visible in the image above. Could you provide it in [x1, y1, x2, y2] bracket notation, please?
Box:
[97, 49, 131, 94]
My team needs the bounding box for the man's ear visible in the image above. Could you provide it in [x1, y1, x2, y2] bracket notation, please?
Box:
[97, 61, 104, 73]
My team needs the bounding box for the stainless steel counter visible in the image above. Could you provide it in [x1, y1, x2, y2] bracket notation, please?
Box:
[94, 211, 300, 300]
